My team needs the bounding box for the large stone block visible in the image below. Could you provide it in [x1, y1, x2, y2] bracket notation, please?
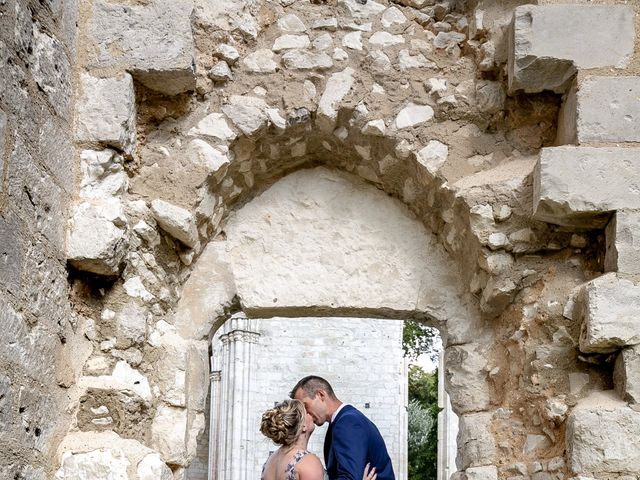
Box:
[605, 210, 640, 276]
[558, 76, 640, 144]
[88, 0, 196, 95]
[614, 345, 640, 405]
[533, 147, 640, 228]
[76, 74, 137, 155]
[574, 273, 640, 354]
[66, 200, 129, 276]
[151, 404, 188, 465]
[55, 431, 168, 480]
[173, 241, 236, 340]
[456, 412, 496, 470]
[567, 392, 640, 475]
[444, 344, 491, 414]
[508, 5, 634, 93]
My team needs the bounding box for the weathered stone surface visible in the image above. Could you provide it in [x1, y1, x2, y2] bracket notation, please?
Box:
[243, 49, 277, 73]
[188, 113, 237, 142]
[457, 412, 496, 470]
[614, 345, 640, 405]
[433, 32, 466, 50]
[8, 137, 68, 250]
[79, 149, 127, 200]
[55, 431, 158, 479]
[76, 74, 136, 154]
[31, 26, 72, 120]
[444, 344, 491, 414]
[281, 49, 333, 70]
[225, 167, 476, 342]
[207, 61, 233, 82]
[567, 392, 640, 475]
[508, 5, 634, 93]
[278, 14, 306, 33]
[55, 449, 130, 479]
[115, 302, 147, 349]
[272, 34, 310, 52]
[317, 68, 355, 132]
[605, 210, 640, 276]
[465, 465, 498, 480]
[137, 453, 173, 480]
[89, 0, 196, 94]
[369, 31, 404, 47]
[67, 200, 129, 276]
[150, 199, 198, 248]
[417, 140, 448, 176]
[173, 242, 236, 339]
[559, 76, 640, 144]
[151, 405, 188, 465]
[574, 273, 640, 353]
[214, 44, 239, 65]
[0, 212, 24, 295]
[221, 103, 268, 137]
[534, 147, 640, 228]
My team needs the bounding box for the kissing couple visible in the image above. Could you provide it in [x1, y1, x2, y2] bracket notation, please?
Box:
[260, 376, 396, 480]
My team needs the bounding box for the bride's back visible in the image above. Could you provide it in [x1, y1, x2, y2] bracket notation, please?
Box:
[262, 448, 324, 480]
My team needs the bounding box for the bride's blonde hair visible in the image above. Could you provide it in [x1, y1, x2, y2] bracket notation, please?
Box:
[260, 399, 305, 446]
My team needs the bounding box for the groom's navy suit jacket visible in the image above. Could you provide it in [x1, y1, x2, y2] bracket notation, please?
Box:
[324, 405, 395, 480]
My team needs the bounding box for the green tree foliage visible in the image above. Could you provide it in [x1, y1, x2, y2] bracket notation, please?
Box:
[402, 320, 439, 362]
[403, 320, 441, 480]
[407, 366, 440, 480]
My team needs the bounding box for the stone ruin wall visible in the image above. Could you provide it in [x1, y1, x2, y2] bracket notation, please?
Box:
[2, 0, 640, 479]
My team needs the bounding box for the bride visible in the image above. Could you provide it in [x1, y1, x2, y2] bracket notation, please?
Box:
[260, 399, 378, 480]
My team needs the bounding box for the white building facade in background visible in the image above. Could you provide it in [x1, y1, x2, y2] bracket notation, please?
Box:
[186, 315, 408, 480]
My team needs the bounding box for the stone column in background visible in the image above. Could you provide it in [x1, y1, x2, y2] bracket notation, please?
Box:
[209, 314, 259, 480]
[438, 351, 459, 480]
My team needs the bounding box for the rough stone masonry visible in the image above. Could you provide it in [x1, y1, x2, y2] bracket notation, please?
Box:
[1, 0, 640, 479]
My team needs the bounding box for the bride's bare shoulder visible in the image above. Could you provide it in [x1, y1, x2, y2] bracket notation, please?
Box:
[296, 453, 324, 480]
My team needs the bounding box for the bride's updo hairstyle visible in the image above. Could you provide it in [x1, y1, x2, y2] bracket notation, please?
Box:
[260, 399, 305, 446]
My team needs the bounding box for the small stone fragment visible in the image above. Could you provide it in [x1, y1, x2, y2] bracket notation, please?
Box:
[488, 232, 508, 250]
[343, 31, 363, 51]
[214, 44, 240, 65]
[312, 18, 338, 31]
[395, 103, 434, 129]
[221, 103, 268, 137]
[150, 199, 199, 248]
[243, 49, 278, 73]
[278, 14, 307, 33]
[207, 61, 233, 82]
[281, 50, 333, 70]
[433, 31, 466, 49]
[272, 35, 311, 52]
[369, 31, 405, 47]
[188, 113, 237, 142]
[361, 119, 386, 136]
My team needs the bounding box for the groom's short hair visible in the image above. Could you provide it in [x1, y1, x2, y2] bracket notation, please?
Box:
[290, 375, 337, 400]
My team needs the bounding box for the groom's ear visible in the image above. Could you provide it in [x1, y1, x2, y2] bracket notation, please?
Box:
[316, 389, 327, 401]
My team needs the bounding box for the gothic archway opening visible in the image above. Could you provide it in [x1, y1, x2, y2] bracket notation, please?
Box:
[170, 165, 482, 480]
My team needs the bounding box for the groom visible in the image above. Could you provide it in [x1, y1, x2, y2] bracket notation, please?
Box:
[291, 375, 396, 480]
